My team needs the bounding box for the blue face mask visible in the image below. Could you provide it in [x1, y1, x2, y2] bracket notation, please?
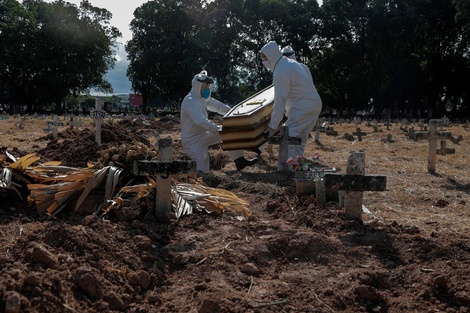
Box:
[201, 88, 211, 99]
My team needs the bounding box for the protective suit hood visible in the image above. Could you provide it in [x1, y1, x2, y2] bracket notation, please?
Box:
[260, 41, 282, 67]
[190, 70, 214, 98]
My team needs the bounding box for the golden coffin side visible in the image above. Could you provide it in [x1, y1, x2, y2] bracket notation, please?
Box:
[219, 85, 274, 150]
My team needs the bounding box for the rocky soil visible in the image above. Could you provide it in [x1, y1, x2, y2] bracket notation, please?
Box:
[0, 114, 469, 313]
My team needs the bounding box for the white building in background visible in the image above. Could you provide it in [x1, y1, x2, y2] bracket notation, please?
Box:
[116, 94, 130, 109]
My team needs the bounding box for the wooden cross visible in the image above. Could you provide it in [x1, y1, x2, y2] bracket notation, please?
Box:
[90, 98, 106, 145]
[268, 126, 301, 171]
[436, 140, 455, 155]
[324, 151, 387, 221]
[45, 115, 63, 138]
[413, 119, 457, 173]
[449, 135, 463, 145]
[295, 167, 336, 207]
[70, 116, 83, 129]
[381, 134, 394, 143]
[314, 119, 321, 143]
[133, 138, 196, 219]
[352, 127, 367, 141]
[384, 121, 392, 130]
[16, 117, 25, 129]
[326, 127, 339, 136]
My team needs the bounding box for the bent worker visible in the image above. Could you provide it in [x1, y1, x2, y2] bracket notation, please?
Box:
[180, 70, 258, 172]
[260, 41, 322, 163]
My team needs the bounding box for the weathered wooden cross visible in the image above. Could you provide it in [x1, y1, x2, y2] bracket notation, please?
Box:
[133, 138, 196, 220]
[69, 116, 83, 129]
[295, 167, 336, 207]
[353, 127, 367, 141]
[44, 115, 64, 138]
[381, 134, 394, 143]
[314, 119, 321, 143]
[324, 151, 387, 221]
[268, 126, 301, 171]
[412, 119, 460, 173]
[90, 98, 106, 145]
[436, 140, 455, 155]
[372, 121, 382, 133]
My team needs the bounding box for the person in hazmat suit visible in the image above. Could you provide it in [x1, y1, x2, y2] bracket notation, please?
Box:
[260, 41, 322, 165]
[281, 45, 296, 60]
[180, 70, 258, 172]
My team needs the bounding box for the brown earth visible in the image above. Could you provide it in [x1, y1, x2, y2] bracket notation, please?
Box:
[1, 114, 469, 313]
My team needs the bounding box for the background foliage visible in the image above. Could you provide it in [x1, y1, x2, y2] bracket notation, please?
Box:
[1, 0, 469, 118]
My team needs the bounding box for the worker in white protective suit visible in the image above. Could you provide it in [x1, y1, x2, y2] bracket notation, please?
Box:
[180, 70, 258, 172]
[281, 45, 296, 60]
[260, 41, 322, 164]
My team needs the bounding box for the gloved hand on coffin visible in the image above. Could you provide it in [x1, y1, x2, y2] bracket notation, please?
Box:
[263, 127, 276, 138]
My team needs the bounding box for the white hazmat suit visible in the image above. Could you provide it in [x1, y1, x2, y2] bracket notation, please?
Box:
[180, 71, 256, 172]
[260, 41, 322, 161]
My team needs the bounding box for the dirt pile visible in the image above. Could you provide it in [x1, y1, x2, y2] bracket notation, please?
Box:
[1, 116, 469, 312]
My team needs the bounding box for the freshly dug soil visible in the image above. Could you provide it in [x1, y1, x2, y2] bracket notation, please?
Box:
[0, 115, 469, 313]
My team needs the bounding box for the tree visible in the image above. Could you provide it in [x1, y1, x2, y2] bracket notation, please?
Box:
[0, 0, 121, 114]
[127, 0, 203, 114]
[0, 0, 38, 113]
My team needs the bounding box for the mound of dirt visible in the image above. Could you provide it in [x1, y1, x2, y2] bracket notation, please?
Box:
[1, 116, 470, 312]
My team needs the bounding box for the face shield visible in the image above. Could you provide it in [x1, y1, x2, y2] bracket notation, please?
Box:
[196, 71, 214, 100]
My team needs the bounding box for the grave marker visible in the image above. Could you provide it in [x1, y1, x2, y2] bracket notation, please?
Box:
[436, 140, 455, 155]
[90, 98, 106, 145]
[352, 127, 367, 141]
[295, 167, 337, 207]
[70, 116, 83, 129]
[133, 138, 196, 219]
[268, 126, 301, 171]
[372, 125, 382, 133]
[324, 151, 386, 220]
[44, 115, 62, 138]
[412, 119, 460, 173]
[381, 134, 394, 143]
[314, 119, 321, 143]
[407, 127, 416, 139]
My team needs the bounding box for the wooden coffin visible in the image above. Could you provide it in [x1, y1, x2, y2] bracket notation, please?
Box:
[219, 85, 274, 150]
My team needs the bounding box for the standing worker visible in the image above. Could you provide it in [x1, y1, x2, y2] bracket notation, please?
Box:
[261, 41, 322, 163]
[180, 70, 258, 172]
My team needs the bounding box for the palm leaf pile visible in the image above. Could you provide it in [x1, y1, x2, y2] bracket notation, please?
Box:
[1, 152, 251, 220]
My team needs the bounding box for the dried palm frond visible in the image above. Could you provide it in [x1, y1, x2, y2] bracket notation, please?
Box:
[5, 150, 18, 163]
[172, 184, 210, 218]
[74, 166, 122, 213]
[1, 167, 12, 188]
[172, 183, 251, 219]
[8, 153, 40, 170]
[28, 181, 86, 215]
[1, 167, 24, 199]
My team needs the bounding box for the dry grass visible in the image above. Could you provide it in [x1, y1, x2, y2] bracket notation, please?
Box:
[307, 122, 470, 235]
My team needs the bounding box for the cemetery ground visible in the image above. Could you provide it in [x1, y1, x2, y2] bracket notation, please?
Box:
[1, 115, 470, 313]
